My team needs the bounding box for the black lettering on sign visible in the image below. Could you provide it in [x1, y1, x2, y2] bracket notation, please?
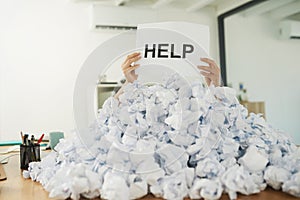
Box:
[144, 44, 156, 58]
[183, 44, 194, 58]
[143, 43, 194, 58]
[170, 44, 181, 58]
[158, 44, 169, 58]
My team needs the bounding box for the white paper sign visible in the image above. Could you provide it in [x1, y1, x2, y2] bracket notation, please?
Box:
[135, 22, 210, 85]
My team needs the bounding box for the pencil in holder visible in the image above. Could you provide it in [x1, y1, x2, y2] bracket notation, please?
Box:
[20, 144, 41, 170]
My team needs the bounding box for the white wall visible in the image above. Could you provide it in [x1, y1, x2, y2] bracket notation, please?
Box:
[225, 14, 300, 144]
[0, 0, 218, 141]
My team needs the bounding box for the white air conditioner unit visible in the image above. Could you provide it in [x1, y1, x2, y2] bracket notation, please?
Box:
[279, 20, 300, 39]
[90, 4, 158, 30]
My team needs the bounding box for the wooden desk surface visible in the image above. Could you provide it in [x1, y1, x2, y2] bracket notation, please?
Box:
[0, 150, 299, 200]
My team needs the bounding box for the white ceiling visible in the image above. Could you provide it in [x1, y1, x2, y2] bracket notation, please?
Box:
[73, 0, 300, 20]
[241, 0, 300, 21]
[73, 0, 251, 14]
[289, 12, 300, 21]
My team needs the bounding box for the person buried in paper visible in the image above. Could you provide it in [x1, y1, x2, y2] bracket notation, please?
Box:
[114, 52, 221, 99]
[23, 51, 300, 200]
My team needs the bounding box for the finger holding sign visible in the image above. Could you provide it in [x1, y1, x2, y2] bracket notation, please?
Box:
[198, 58, 221, 87]
[114, 52, 141, 100]
[122, 52, 141, 83]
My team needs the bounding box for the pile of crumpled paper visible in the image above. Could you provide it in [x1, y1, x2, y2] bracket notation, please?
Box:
[23, 74, 300, 200]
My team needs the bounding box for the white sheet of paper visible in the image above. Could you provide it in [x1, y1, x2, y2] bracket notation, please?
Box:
[135, 22, 210, 85]
[137, 22, 210, 54]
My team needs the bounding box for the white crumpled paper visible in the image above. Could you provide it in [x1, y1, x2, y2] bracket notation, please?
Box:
[24, 74, 300, 200]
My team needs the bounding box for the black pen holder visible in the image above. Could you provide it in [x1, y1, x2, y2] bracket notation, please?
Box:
[20, 144, 41, 170]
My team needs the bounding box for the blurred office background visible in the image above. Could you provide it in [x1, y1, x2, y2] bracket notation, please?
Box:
[0, 0, 299, 143]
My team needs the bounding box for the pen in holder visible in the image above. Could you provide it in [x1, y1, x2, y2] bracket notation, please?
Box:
[20, 144, 41, 170]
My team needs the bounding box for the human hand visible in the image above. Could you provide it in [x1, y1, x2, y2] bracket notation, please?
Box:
[198, 58, 221, 87]
[121, 52, 141, 83]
